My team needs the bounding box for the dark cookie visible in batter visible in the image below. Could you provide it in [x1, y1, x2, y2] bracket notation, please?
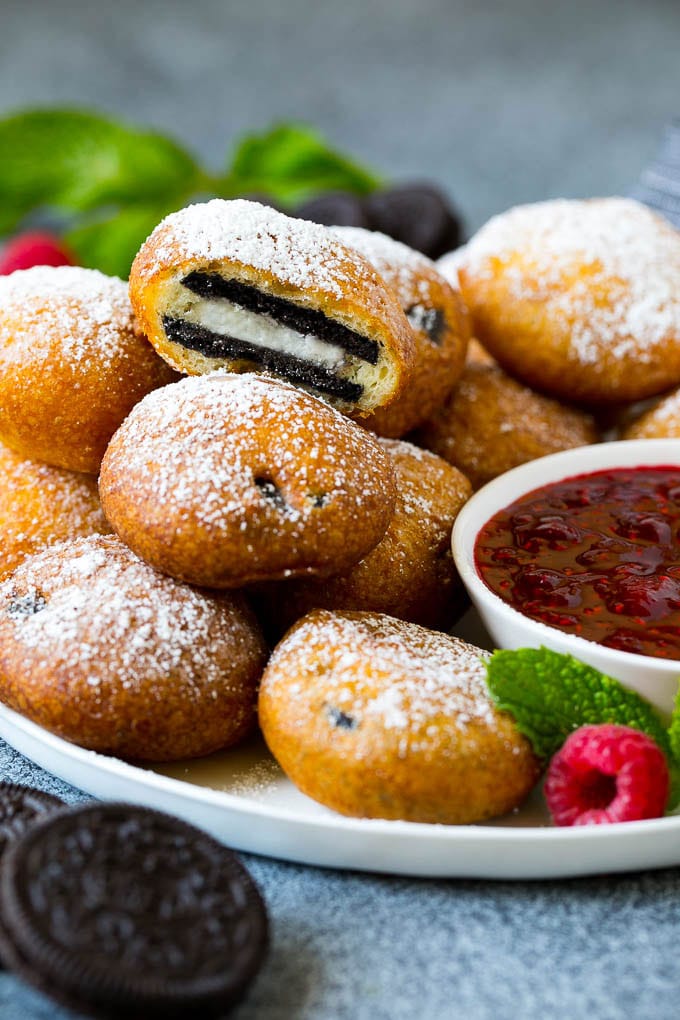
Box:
[182, 272, 379, 364]
[162, 315, 363, 402]
[0, 803, 268, 1019]
[406, 304, 446, 345]
[6, 592, 47, 619]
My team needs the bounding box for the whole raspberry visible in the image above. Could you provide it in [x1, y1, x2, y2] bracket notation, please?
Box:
[544, 724, 669, 825]
[0, 232, 75, 275]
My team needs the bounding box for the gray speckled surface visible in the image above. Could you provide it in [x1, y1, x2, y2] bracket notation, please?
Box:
[2, 1, 680, 1017]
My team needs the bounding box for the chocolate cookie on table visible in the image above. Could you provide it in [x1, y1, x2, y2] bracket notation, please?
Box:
[0, 783, 65, 859]
[99, 373, 397, 589]
[0, 803, 268, 1018]
[0, 440, 112, 581]
[256, 438, 472, 635]
[331, 226, 470, 437]
[128, 199, 416, 416]
[458, 198, 680, 403]
[259, 610, 540, 825]
[0, 266, 176, 474]
[0, 535, 267, 761]
[416, 340, 598, 489]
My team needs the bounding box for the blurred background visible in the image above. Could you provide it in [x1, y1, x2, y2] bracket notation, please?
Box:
[2, 0, 679, 235]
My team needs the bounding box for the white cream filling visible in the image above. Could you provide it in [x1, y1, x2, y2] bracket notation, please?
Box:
[174, 293, 346, 370]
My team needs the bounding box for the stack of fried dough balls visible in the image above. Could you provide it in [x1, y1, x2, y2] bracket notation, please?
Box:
[0, 264, 268, 762]
[7, 194, 647, 824]
[0, 266, 175, 577]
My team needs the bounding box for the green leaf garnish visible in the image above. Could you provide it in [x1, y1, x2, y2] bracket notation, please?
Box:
[65, 202, 184, 279]
[0, 109, 206, 229]
[667, 686, 680, 764]
[486, 647, 680, 811]
[223, 123, 383, 205]
[486, 647, 672, 760]
[0, 109, 382, 277]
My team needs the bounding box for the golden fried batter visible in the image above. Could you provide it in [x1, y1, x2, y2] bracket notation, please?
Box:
[0, 441, 112, 580]
[129, 200, 416, 417]
[0, 536, 267, 761]
[256, 438, 471, 633]
[417, 343, 598, 489]
[99, 374, 396, 588]
[332, 226, 469, 436]
[622, 386, 680, 439]
[259, 611, 540, 824]
[458, 198, 680, 403]
[0, 266, 175, 473]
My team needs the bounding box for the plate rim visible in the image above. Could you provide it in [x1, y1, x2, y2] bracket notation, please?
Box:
[2, 700, 679, 847]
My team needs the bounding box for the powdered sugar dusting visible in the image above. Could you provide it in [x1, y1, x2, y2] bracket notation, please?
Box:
[224, 758, 283, 797]
[266, 612, 496, 745]
[437, 246, 468, 288]
[0, 266, 137, 368]
[378, 437, 470, 570]
[461, 198, 680, 365]
[103, 373, 392, 548]
[331, 226, 438, 305]
[139, 199, 363, 299]
[0, 535, 260, 694]
[625, 385, 680, 437]
[0, 443, 111, 578]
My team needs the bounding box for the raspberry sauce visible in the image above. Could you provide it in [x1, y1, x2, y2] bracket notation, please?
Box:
[474, 466, 680, 661]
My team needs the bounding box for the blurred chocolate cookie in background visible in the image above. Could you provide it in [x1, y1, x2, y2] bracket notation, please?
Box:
[296, 182, 463, 259]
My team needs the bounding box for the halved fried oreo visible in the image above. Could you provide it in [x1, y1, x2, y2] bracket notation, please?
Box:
[129, 199, 416, 416]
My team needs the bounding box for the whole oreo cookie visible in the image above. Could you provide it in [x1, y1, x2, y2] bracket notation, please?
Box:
[0, 782, 64, 859]
[0, 803, 268, 1018]
[295, 190, 371, 229]
[365, 184, 463, 259]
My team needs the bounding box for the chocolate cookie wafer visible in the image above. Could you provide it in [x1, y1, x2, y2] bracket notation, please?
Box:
[0, 803, 268, 1018]
[0, 782, 64, 860]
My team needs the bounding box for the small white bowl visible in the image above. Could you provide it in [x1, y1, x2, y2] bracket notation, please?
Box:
[452, 439, 680, 719]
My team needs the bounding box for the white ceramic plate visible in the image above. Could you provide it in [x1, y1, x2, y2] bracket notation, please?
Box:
[1, 609, 679, 880]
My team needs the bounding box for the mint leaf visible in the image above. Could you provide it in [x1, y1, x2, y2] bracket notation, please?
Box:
[223, 123, 382, 205]
[486, 647, 672, 761]
[0, 108, 206, 233]
[668, 687, 680, 765]
[66, 202, 181, 279]
[661, 686, 680, 811]
[0, 111, 384, 276]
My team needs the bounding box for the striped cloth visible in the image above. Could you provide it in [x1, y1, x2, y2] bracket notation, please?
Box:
[630, 120, 680, 228]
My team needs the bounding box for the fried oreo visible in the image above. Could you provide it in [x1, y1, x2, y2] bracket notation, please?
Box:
[331, 227, 470, 437]
[0, 803, 268, 1018]
[458, 198, 680, 404]
[0, 535, 268, 760]
[259, 611, 540, 824]
[256, 438, 472, 634]
[0, 440, 112, 581]
[128, 199, 416, 416]
[0, 266, 176, 474]
[99, 374, 397, 589]
[417, 340, 598, 489]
